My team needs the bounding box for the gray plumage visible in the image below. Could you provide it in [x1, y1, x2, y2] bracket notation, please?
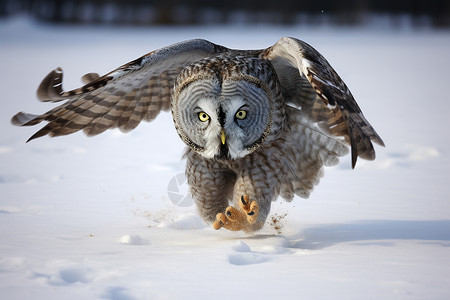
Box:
[11, 37, 384, 232]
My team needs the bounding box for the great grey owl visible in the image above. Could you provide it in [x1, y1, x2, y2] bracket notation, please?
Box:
[11, 37, 384, 232]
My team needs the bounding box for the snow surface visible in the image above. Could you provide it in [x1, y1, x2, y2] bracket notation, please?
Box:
[1, 16, 450, 300]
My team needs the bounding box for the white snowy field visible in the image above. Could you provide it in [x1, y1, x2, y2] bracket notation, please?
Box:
[1, 16, 450, 300]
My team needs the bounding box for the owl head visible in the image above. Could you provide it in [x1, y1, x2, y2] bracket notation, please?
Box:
[172, 54, 285, 160]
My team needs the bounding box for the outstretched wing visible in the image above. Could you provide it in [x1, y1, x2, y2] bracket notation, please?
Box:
[261, 36, 384, 168]
[12, 39, 229, 141]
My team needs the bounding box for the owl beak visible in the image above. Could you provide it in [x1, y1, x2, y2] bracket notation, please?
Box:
[220, 130, 226, 145]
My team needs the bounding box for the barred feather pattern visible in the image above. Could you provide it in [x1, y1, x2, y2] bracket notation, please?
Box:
[262, 37, 384, 168]
[12, 37, 383, 232]
[12, 68, 181, 141]
[282, 106, 349, 199]
[12, 39, 228, 141]
[185, 106, 348, 231]
[185, 141, 294, 232]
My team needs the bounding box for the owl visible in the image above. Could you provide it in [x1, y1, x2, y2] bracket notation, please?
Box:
[12, 37, 384, 232]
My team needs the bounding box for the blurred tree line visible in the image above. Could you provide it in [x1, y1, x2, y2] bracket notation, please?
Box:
[1, 0, 449, 27]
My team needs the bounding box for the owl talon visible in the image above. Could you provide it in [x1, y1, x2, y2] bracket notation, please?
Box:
[213, 212, 244, 231]
[247, 201, 259, 224]
[241, 195, 249, 206]
[212, 196, 260, 231]
[225, 206, 245, 223]
[213, 213, 227, 230]
[239, 194, 251, 212]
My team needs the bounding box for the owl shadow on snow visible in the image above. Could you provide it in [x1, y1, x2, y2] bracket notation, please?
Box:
[284, 220, 450, 250]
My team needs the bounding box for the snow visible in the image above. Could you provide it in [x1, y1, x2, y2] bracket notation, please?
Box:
[1, 16, 450, 300]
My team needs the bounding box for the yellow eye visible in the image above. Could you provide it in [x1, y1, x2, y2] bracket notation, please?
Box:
[198, 112, 210, 122]
[235, 110, 247, 120]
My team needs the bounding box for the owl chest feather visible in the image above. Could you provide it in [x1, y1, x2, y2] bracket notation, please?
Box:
[186, 130, 296, 188]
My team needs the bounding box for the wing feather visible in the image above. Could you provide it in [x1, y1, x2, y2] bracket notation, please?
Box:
[12, 39, 229, 141]
[262, 37, 384, 168]
[13, 36, 382, 169]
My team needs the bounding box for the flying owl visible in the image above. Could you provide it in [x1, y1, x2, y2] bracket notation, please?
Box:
[11, 37, 384, 232]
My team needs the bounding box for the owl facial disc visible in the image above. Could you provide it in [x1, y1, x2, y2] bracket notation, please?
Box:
[173, 73, 273, 160]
